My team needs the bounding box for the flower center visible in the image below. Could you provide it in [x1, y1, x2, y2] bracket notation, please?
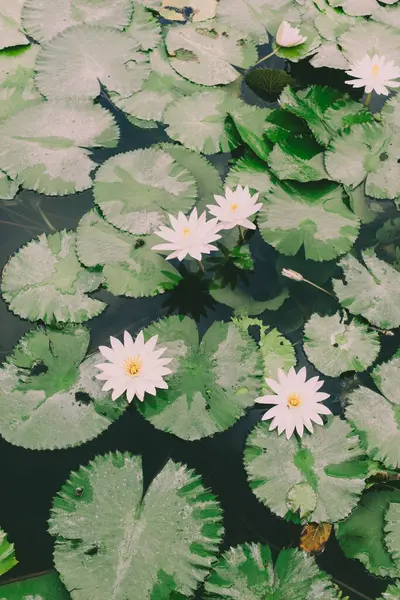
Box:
[371, 64, 380, 77]
[287, 393, 302, 408]
[230, 203, 238, 212]
[182, 227, 191, 237]
[124, 356, 142, 377]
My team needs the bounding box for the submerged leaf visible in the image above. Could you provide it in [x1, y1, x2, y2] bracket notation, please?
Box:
[245, 68, 296, 102]
[0, 528, 17, 576]
[210, 285, 289, 316]
[0, 571, 69, 599]
[300, 523, 332, 554]
[50, 454, 223, 599]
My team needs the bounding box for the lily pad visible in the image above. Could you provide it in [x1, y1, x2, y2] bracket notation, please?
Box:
[304, 312, 380, 377]
[0, 571, 69, 600]
[268, 137, 329, 183]
[76, 210, 181, 298]
[93, 147, 197, 235]
[339, 20, 400, 64]
[379, 583, 400, 600]
[2, 230, 106, 324]
[328, 0, 380, 16]
[244, 417, 366, 523]
[125, 4, 161, 51]
[49, 454, 223, 599]
[137, 315, 263, 440]
[225, 155, 273, 197]
[204, 543, 340, 599]
[0, 529, 17, 577]
[385, 503, 400, 570]
[258, 181, 360, 262]
[245, 68, 296, 102]
[333, 249, 400, 329]
[0, 326, 126, 450]
[165, 19, 257, 86]
[258, 325, 296, 389]
[159, 0, 217, 21]
[0, 171, 19, 201]
[0, 100, 119, 195]
[0, 45, 43, 122]
[0, 0, 29, 50]
[35, 25, 150, 100]
[210, 286, 289, 317]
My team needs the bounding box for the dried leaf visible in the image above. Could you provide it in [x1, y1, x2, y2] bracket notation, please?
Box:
[300, 523, 332, 554]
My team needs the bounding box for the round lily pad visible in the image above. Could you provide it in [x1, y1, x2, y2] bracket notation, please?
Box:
[385, 503, 400, 571]
[2, 230, 106, 324]
[0, 326, 126, 450]
[137, 315, 263, 440]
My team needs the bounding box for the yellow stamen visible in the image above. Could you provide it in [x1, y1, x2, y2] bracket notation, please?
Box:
[124, 356, 142, 377]
[182, 227, 191, 237]
[287, 393, 302, 408]
[371, 64, 380, 76]
[230, 203, 238, 212]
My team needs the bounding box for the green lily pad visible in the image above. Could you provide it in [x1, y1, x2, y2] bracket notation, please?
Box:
[268, 136, 329, 183]
[137, 315, 263, 440]
[333, 249, 400, 329]
[0, 326, 126, 450]
[228, 102, 272, 163]
[76, 210, 181, 298]
[225, 155, 273, 197]
[304, 312, 380, 377]
[379, 583, 400, 600]
[0, 45, 43, 122]
[258, 181, 360, 262]
[50, 453, 223, 599]
[339, 20, 400, 64]
[0, 571, 69, 599]
[0, 529, 17, 577]
[93, 147, 197, 235]
[0, 171, 19, 200]
[125, 4, 161, 51]
[245, 68, 296, 102]
[328, 0, 380, 16]
[244, 417, 366, 523]
[385, 503, 400, 570]
[258, 325, 296, 389]
[2, 230, 106, 324]
[204, 543, 340, 599]
[0, 0, 29, 50]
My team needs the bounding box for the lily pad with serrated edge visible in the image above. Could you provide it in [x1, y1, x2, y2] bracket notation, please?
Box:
[125, 4, 161, 51]
[165, 19, 257, 86]
[0, 571, 69, 599]
[334, 249, 400, 329]
[93, 148, 197, 235]
[379, 582, 400, 600]
[385, 503, 400, 571]
[336, 489, 400, 578]
[49, 454, 223, 600]
[304, 312, 380, 377]
[0, 326, 126, 450]
[225, 155, 273, 197]
[0, 100, 119, 195]
[204, 543, 340, 599]
[0, 0, 29, 50]
[245, 69, 296, 103]
[268, 137, 329, 183]
[76, 210, 181, 298]
[35, 25, 150, 100]
[339, 19, 400, 64]
[244, 416, 367, 523]
[0, 46, 43, 123]
[1, 230, 105, 324]
[228, 102, 272, 163]
[0, 529, 17, 577]
[258, 181, 360, 262]
[137, 315, 263, 440]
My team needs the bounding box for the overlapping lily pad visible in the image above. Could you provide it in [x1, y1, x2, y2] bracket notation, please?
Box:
[385, 503, 400, 571]
[50, 454, 223, 599]
[0, 0, 29, 50]
[0, 46, 43, 122]
[225, 155, 273, 197]
[245, 417, 366, 523]
[125, 4, 161, 51]
[0, 528, 17, 577]
[137, 315, 262, 440]
[339, 20, 400, 64]
[2, 230, 106, 323]
[0, 326, 126, 450]
[0, 571, 69, 599]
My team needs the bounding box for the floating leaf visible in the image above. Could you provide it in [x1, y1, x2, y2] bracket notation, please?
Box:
[300, 523, 332, 554]
[336, 490, 400, 578]
[50, 454, 223, 599]
[164, 90, 241, 154]
[339, 20, 400, 64]
[76, 210, 180, 298]
[333, 249, 400, 329]
[244, 417, 366, 523]
[379, 583, 400, 600]
[245, 68, 296, 102]
[268, 137, 329, 183]
[0, 46, 43, 122]
[0, 0, 29, 50]
[385, 503, 400, 570]
[304, 312, 380, 377]
[0, 529, 17, 577]
[165, 19, 257, 86]
[258, 326, 296, 388]
[216, 0, 275, 42]
[225, 155, 273, 197]
[258, 181, 360, 262]
[0, 326, 126, 450]
[0, 100, 119, 195]
[0, 171, 19, 201]
[2, 230, 105, 324]
[204, 543, 341, 599]
[228, 102, 272, 162]
[93, 148, 197, 235]
[35, 25, 149, 100]
[22, 0, 133, 43]
[125, 4, 161, 51]
[0, 571, 69, 599]
[137, 316, 262, 440]
[328, 0, 380, 16]
[160, 0, 217, 21]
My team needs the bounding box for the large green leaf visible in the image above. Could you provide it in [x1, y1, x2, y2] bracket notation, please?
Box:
[204, 543, 341, 599]
[245, 68, 296, 103]
[336, 490, 400, 578]
[0, 0, 29, 50]
[76, 210, 181, 298]
[35, 25, 149, 100]
[304, 312, 380, 377]
[333, 249, 400, 329]
[385, 503, 400, 571]
[268, 137, 329, 183]
[49, 453, 223, 599]
[0, 46, 43, 122]
[345, 352, 400, 469]
[258, 181, 360, 261]
[257, 324, 296, 389]
[165, 19, 257, 86]
[93, 148, 197, 235]
[244, 417, 366, 523]
[276, 23, 322, 63]
[339, 20, 400, 64]
[225, 155, 273, 198]
[379, 583, 400, 600]
[0, 101, 119, 195]
[137, 316, 263, 440]
[0, 571, 69, 599]
[0, 529, 17, 577]
[1, 230, 105, 324]
[22, 0, 133, 43]
[228, 102, 272, 163]
[0, 326, 126, 450]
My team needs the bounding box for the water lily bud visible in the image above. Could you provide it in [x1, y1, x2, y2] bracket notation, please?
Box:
[276, 21, 307, 48]
[282, 268, 304, 282]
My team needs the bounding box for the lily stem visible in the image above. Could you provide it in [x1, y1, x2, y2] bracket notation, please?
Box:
[303, 278, 335, 297]
[238, 225, 245, 244]
[254, 47, 279, 67]
[364, 92, 372, 107]
[197, 260, 205, 274]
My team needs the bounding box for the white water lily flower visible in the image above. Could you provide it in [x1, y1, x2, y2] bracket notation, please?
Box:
[276, 21, 307, 48]
[345, 54, 400, 95]
[152, 207, 222, 261]
[95, 331, 172, 402]
[256, 367, 331, 439]
[207, 185, 262, 230]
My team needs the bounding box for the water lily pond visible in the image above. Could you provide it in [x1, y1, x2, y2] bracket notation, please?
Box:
[1, 1, 400, 599]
